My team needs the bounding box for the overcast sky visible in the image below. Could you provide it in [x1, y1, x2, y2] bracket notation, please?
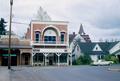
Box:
[0, 0, 120, 42]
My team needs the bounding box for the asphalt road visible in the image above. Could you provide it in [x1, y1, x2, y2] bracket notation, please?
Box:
[1, 65, 120, 81]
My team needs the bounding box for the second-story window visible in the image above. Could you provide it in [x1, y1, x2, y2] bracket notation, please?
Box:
[61, 32, 65, 43]
[35, 31, 40, 42]
[44, 29, 57, 44]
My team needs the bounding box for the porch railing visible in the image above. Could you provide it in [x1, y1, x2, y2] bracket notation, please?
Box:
[31, 41, 67, 45]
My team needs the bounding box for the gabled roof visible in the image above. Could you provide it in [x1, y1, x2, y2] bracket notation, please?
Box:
[92, 44, 102, 51]
[78, 42, 118, 55]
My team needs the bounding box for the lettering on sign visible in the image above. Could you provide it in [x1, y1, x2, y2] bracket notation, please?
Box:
[33, 48, 40, 53]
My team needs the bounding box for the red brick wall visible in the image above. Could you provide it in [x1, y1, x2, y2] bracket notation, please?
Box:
[25, 22, 68, 43]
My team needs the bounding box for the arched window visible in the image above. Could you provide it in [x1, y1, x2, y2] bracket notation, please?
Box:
[35, 31, 40, 42]
[44, 29, 57, 44]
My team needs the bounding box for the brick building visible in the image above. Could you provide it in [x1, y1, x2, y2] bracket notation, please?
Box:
[25, 21, 72, 66]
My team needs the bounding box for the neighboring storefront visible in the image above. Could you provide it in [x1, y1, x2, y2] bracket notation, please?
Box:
[0, 35, 32, 66]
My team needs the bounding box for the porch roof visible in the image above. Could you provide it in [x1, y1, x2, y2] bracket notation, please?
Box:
[0, 45, 32, 49]
[112, 49, 120, 55]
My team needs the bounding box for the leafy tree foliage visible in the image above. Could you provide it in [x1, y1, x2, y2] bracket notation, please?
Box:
[0, 18, 7, 35]
[75, 54, 92, 65]
[104, 54, 119, 64]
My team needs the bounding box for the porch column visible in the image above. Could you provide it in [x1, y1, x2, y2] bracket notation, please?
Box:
[19, 50, 23, 66]
[31, 52, 34, 66]
[67, 53, 69, 66]
[115, 55, 118, 58]
[69, 53, 72, 66]
[56, 53, 61, 66]
[19, 51, 22, 66]
[43, 53, 48, 66]
[32, 51, 36, 66]
[19, 51, 23, 66]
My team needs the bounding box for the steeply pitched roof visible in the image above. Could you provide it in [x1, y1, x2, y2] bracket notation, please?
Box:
[81, 35, 91, 42]
[69, 33, 76, 44]
[77, 42, 118, 55]
[78, 24, 85, 35]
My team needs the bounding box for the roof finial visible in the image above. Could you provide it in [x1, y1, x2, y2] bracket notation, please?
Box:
[79, 24, 85, 35]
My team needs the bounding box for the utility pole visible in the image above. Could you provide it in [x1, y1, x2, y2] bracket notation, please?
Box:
[8, 0, 13, 69]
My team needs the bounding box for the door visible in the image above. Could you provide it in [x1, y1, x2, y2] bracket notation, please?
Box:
[2, 55, 17, 66]
[24, 54, 30, 65]
[49, 56, 53, 65]
[11, 56, 17, 66]
[2, 56, 8, 66]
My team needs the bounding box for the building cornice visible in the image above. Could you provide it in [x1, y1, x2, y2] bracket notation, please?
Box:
[31, 20, 69, 25]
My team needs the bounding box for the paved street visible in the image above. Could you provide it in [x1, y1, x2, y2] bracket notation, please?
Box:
[0, 65, 120, 81]
[0, 67, 9, 81]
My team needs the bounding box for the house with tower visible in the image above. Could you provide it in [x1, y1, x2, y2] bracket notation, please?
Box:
[69, 24, 91, 61]
[70, 24, 119, 62]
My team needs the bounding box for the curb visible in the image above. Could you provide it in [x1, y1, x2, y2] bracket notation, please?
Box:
[108, 68, 120, 72]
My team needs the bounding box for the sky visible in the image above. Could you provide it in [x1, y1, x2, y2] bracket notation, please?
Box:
[0, 0, 120, 42]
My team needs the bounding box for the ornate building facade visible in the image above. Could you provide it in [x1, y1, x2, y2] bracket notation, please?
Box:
[0, 21, 72, 66]
[26, 21, 72, 66]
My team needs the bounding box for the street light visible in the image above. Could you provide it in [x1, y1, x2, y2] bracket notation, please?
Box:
[8, 0, 13, 69]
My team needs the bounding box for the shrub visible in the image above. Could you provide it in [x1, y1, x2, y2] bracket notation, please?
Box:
[76, 54, 92, 65]
[104, 54, 119, 64]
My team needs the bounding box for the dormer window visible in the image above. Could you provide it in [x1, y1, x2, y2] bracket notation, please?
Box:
[96, 47, 98, 50]
[93, 44, 102, 51]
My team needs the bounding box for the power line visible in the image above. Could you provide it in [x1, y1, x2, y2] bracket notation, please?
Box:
[12, 21, 30, 25]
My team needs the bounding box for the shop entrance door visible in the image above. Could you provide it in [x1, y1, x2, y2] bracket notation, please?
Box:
[24, 54, 30, 65]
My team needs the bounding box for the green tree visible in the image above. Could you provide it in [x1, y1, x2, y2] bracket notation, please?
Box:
[0, 18, 7, 35]
[76, 54, 92, 65]
[104, 54, 119, 64]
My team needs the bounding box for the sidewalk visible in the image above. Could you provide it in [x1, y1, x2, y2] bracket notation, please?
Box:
[0, 67, 10, 81]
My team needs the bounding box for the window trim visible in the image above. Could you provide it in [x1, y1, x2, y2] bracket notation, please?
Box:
[35, 31, 41, 42]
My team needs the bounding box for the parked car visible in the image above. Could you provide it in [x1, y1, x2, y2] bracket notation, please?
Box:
[91, 60, 114, 66]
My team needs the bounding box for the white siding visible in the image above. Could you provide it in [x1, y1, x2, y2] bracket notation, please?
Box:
[109, 42, 120, 54]
[90, 55, 98, 62]
[93, 44, 102, 51]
